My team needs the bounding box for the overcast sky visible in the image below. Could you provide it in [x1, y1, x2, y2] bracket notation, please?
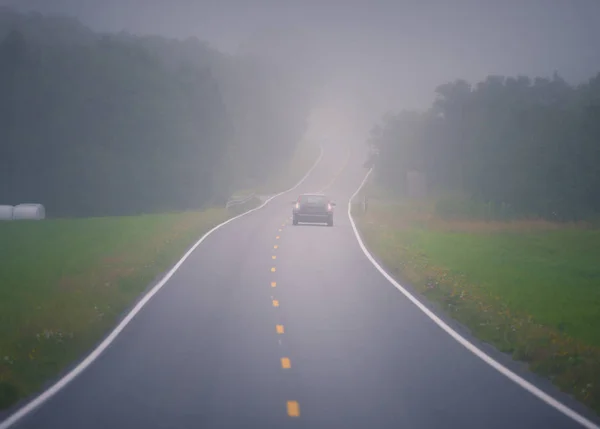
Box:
[3, 0, 600, 114]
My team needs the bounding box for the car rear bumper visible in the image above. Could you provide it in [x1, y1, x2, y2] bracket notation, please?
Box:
[294, 213, 332, 223]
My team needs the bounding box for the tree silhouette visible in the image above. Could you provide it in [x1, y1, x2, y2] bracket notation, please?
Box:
[0, 10, 313, 217]
[370, 72, 600, 221]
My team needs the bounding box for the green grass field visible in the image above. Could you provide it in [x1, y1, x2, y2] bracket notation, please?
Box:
[356, 198, 600, 414]
[0, 208, 227, 409]
[0, 138, 316, 410]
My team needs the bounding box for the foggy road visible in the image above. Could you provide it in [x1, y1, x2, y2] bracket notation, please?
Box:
[2, 147, 598, 429]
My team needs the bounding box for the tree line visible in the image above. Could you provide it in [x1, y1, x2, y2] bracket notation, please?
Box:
[369, 72, 600, 221]
[0, 8, 314, 217]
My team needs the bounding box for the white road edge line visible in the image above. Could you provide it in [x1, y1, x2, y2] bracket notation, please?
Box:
[0, 146, 324, 429]
[347, 168, 599, 429]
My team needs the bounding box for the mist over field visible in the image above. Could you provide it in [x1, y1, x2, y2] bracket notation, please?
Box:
[1, 0, 599, 218]
[2, 1, 600, 423]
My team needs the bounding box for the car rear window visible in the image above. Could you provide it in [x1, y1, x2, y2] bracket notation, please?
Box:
[299, 195, 328, 204]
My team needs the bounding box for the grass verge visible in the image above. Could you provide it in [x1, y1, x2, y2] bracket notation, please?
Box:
[0, 208, 229, 410]
[355, 193, 600, 415]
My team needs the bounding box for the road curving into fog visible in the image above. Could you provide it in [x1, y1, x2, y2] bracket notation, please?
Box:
[2, 144, 599, 429]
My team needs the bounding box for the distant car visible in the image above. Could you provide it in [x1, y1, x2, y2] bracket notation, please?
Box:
[292, 193, 336, 226]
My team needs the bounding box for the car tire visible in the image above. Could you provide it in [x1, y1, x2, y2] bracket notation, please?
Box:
[293, 216, 298, 225]
[327, 217, 333, 227]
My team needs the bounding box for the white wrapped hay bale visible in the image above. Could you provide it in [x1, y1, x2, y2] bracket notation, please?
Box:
[0, 205, 14, 220]
[13, 203, 46, 220]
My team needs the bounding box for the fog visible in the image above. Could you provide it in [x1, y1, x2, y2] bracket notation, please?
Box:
[2, 3, 600, 420]
[4, 0, 600, 114]
[1, 0, 600, 217]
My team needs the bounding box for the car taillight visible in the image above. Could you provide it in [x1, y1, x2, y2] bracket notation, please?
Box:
[295, 202, 300, 209]
[327, 203, 332, 211]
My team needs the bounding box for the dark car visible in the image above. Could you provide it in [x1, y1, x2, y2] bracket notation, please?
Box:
[292, 193, 336, 226]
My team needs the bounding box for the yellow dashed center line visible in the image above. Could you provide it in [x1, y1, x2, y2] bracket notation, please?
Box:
[287, 401, 300, 417]
[270, 239, 294, 414]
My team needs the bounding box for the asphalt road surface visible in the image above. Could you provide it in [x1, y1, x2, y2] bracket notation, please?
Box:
[3, 144, 599, 429]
